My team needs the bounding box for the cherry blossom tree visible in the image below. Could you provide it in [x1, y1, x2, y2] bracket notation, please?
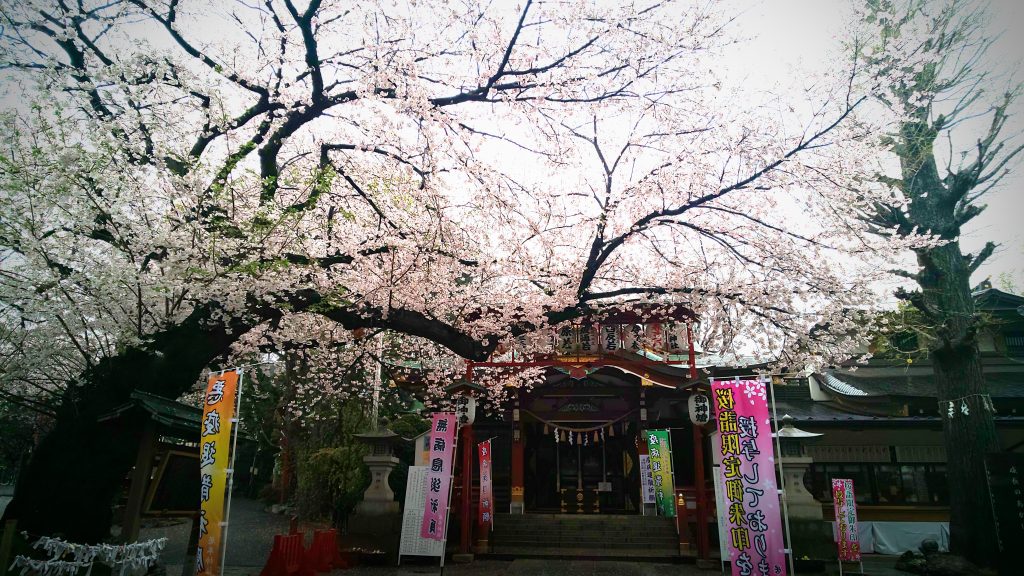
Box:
[855, 0, 1022, 565]
[0, 0, 924, 539]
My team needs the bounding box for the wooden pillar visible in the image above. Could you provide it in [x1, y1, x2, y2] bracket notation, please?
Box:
[458, 423, 474, 555]
[122, 419, 157, 542]
[693, 423, 710, 560]
[0, 520, 17, 576]
[675, 485, 691, 554]
[510, 399, 525, 514]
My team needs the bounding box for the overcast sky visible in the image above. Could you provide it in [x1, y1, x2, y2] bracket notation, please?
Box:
[721, 0, 1024, 291]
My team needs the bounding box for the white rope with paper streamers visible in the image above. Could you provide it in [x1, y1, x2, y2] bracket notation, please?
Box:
[937, 393, 995, 419]
[9, 558, 94, 576]
[10, 536, 167, 576]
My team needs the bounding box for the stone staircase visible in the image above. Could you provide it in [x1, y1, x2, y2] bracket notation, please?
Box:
[488, 513, 682, 559]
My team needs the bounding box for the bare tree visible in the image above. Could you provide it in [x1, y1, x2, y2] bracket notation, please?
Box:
[858, 0, 1023, 565]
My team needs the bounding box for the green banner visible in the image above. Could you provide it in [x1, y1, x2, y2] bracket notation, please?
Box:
[646, 429, 675, 517]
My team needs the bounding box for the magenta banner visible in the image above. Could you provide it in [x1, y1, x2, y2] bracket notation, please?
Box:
[421, 412, 456, 540]
[832, 479, 861, 561]
[712, 379, 787, 576]
[478, 440, 493, 528]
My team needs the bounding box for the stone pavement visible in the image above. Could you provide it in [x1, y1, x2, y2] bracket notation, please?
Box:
[167, 556, 907, 576]
[144, 495, 907, 576]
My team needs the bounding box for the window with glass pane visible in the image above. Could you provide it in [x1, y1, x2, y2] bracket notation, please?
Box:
[874, 465, 905, 504]
[926, 465, 949, 504]
[838, 464, 872, 504]
[900, 465, 929, 503]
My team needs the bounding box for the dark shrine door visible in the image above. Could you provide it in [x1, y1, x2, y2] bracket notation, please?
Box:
[525, 420, 640, 513]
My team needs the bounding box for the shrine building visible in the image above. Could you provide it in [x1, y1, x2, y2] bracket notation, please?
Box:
[409, 288, 1024, 561]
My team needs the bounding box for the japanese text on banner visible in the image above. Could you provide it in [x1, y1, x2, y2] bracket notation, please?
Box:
[639, 454, 656, 504]
[478, 440, 494, 528]
[646, 430, 675, 517]
[712, 379, 787, 576]
[196, 370, 239, 576]
[832, 479, 861, 562]
[421, 412, 456, 540]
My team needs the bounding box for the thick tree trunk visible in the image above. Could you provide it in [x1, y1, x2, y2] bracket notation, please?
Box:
[1, 288, 500, 540]
[1, 304, 248, 542]
[887, 105, 1005, 566]
[918, 241, 1001, 565]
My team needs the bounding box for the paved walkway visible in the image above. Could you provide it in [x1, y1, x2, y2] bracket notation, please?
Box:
[140, 496, 905, 576]
[164, 556, 906, 576]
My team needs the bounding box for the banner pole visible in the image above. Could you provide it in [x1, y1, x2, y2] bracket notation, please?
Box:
[666, 429, 678, 534]
[439, 422, 460, 571]
[767, 375, 796, 576]
[219, 368, 245, 576]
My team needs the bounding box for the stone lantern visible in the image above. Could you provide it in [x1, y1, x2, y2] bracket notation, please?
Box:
[353, 429, 407, 515]
[773, 414, 824, 520]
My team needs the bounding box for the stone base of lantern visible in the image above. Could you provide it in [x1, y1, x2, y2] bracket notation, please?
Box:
[781, 455, 823, 520]
[355, 454, 401, 516]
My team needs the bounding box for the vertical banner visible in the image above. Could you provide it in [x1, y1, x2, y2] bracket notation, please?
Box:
[398, 466, 445, 559]
[646, 430, 675, 517]
[639, 454, 656, 504]
[712, 379, 787, 576]
[196, 370, 239, 576]
[421, 412, 456, 540]
[832, 479, 861, 562]
[478, 440, 494, 528]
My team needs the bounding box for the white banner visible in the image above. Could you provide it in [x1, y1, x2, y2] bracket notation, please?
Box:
[399, 466, 444, 558]
[639, 454, 656, 504]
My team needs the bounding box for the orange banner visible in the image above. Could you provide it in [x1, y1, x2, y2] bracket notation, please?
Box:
[196, 370, 239, 576]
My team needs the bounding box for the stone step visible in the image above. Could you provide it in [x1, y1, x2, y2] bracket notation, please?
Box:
[491, 529, 678, 540]
[493, 538, 679, 549]
[488, 546, 683, 560]
[487, 513, 683, 559]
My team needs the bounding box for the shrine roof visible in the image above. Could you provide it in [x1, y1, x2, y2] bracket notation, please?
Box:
[775, 398, 1024, 426]
[98, 390, 256, 440]
[98, 390, 202, 432]
[815, 370, 1024, 399]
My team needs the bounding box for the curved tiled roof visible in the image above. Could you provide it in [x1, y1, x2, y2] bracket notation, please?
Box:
[816, 370, 1024, 399]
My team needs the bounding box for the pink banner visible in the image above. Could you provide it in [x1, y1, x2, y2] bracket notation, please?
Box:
[478, 440, 493, 528]
[712, 379, 787, 576]
[421, 412, 457, 540]
[832, 479, 861, 561]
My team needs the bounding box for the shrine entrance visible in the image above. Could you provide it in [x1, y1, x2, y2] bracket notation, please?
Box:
[519, 371, 643, 514]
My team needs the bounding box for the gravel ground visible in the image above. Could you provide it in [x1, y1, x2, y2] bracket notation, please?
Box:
[141, 496, 296, 567]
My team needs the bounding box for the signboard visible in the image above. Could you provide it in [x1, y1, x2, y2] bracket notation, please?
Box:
[421, 412, 456, 540]
[399, 466, 444, 558]
[689, 393, 711, 425]
[639, 454, 656, 504]
[478, 440, 494, 529]
[832, 479, 861, 561]
[646, 430, 675, 517]
[196, 370, 239, 576]
[145, 450, 199, 515]
[985, 452, 1024, 575]
[712, 379, 787, 576]
[713, 464, 730, 560]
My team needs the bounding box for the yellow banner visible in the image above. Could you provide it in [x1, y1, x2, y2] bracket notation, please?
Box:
[196, 370, 239, 576]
